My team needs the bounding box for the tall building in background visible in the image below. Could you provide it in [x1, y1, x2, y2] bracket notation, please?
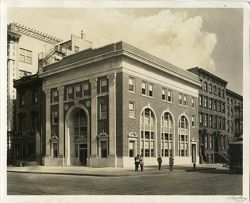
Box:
[7, 23, 93, 163]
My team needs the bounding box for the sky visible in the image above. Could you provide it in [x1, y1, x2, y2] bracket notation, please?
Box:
[8, 7, 243, 94]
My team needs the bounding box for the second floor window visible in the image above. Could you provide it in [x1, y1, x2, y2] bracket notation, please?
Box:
[20, 93, 25, 107]
[129, 102, 135, 118]
[51, 89, 58, 103]
[74, 84, 81, 98]
[179, 94, 183, 105]
[191, 97, 195, 108]
[128, 77, 135, 92]
[192, 115, 195, 127]
[148, 84, 153, 97]
[183, 95, 187, 106]
[83, 82, 90, 96]
[67, 86, 73, 100]
[100, 78, 108, 93]
[142, 82, 146, 95]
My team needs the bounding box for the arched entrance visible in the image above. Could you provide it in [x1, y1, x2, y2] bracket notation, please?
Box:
[65, 105, 90, 166]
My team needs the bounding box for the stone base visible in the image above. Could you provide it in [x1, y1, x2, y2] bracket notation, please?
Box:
[42, 156, 63, 166]
[89, 155, 117, 167]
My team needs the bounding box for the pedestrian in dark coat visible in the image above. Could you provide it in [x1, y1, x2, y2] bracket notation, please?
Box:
[157, 155, 162, 170]
[169, 155, 174, 171]
[139, 155, 144, 171]
[134, 154, 140, 171]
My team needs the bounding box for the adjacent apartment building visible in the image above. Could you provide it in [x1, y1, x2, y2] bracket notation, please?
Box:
[188, 67, 228, 163]
[36, 41, 200, 168]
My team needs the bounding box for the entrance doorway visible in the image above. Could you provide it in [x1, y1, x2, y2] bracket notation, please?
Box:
[191, 144, 196, 163]
[79, 144, 87, 166]
[65, 105, 90, 166]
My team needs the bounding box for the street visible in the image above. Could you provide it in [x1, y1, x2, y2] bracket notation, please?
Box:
[7, 168, 242, 195]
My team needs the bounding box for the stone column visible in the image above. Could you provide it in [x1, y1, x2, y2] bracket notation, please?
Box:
[107, 73, 117, 166]
[45, 88, 51, 157]
[58, 86, 64, 158]
[90, 78, 98, 158]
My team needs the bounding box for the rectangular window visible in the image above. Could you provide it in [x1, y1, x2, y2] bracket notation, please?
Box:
[129, 77, 135, 92]
[19, 48, 32, 64]
[183, 95, 187, 106]
[100, 78, 108, 93]
[129, 102, 135, 118]
[192, 115, 195, 127]
[82, 82, 90, 96]
[101, 141, 108, 158]
[210, 135, 212, 149]
[179, 94, 182, 105]
[74, 84, 81, 98]
[199, 95, 202, 107]
[191, 97, 195, 108]
[209, 115, 213, 128]
[199, 113, 203, 126]
[142, 82, 146, 95]
[148, 84, 153, 97]
[204, 96, 207, 108]
[67, 86, 73, 100]
[99, 103, 108, 119]
[162, 89, 166, 100]
[209, 98, 212, 109]
[167, 90, 172, 102]
[52, 110, 58, 124]
[129, 141, 135, 157]
[51, 89, 59, 103]
[204, 114, 207, 127]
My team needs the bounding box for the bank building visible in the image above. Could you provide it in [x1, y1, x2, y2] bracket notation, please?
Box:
[13, 41, 200, 168]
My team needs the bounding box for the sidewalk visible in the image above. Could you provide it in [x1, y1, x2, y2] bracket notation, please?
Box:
[7, 163, 227, 177]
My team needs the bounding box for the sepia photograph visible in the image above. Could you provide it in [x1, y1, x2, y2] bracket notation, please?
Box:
[1, 1, 249, 203]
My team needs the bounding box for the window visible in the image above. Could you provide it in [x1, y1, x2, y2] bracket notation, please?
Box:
[214, 116, 217, 128]
[209, 98, 212, 109]
[214, 85, 217, 94]
[204, 96, 207, 108]
[129, 141, 135, 157]
[218, 88, 221, 97]
[199, 113, 203, 126]
[161, 112, 173, 157]
[74, 109, 87, 140]
[74, 84, 81, 98]
[66, 86, 73, 100]
[51, 89, 59, 103]
[191, 97, 195, 108]
[183, 95, 187, 106]
[167, 90, 173, 102]
[209, 83, 212, 93]
[209, 115, 213, 128]
[33, 89, 38, 103]
[74, 46, 79, 53]
[209, 135, 213, 149]
[214, 100, 217, 111]
[82, 82, 90, 96]
[162, 88, 173, 102]
[129, 102, 135, 118]
[140, 108, 156, 157]
[52, 110, 58, 124]
[19, 48, 32, 64]
[99, 103, 108, 119]
[205, 135, 208, 149]
[129, 77, 135, 92]
[142, 82, 146, 95]
[148, 84, 153, 97]
[204, 82, 208, 91]
[199, 95, 202, 107]
[204, 114, 208, 127]
[100, 78, 108, 93]
[191, 115, 195, 127]
[218, 102, 221, 112]
[101, 141, 108, 158]
[178, 116, 189, 157]
[222, 89, 225, 98]
[179, 94, 183, 105]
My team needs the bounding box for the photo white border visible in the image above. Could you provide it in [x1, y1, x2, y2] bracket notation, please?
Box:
[1, 1, 249, 203]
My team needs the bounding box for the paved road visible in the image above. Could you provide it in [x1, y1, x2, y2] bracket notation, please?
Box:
[7, 169, 242, 195]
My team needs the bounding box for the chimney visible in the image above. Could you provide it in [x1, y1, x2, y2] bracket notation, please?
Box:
[81, 30, 85, 39]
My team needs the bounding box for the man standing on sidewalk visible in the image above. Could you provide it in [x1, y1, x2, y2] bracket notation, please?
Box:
[169, 155, 174, 171]
[134, 154, 140, 171]
[157, 155, 162, 170]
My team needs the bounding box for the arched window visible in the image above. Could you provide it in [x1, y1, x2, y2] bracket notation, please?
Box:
[161, 112, 174, 157]
[204, 82, 208, 91]
[218, 87, 221, 97]
[140, 108, 156, 157]
[214, 85, 217, 94]
[178, 115, 189, 157]
[209, 83, 212, 93]
[74, 109, 87, 140]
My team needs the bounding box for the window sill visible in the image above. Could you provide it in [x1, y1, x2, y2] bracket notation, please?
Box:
[51, 123, 58, 126]
[162, 100, 173, 104]
[142, 94, 155, 100]
[179, 104, 188, 108]
[129, 91, 135, 94]
[98, 92, 109, 97]
[51, 102, 59, 105]
[129, 117, 136, 119]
